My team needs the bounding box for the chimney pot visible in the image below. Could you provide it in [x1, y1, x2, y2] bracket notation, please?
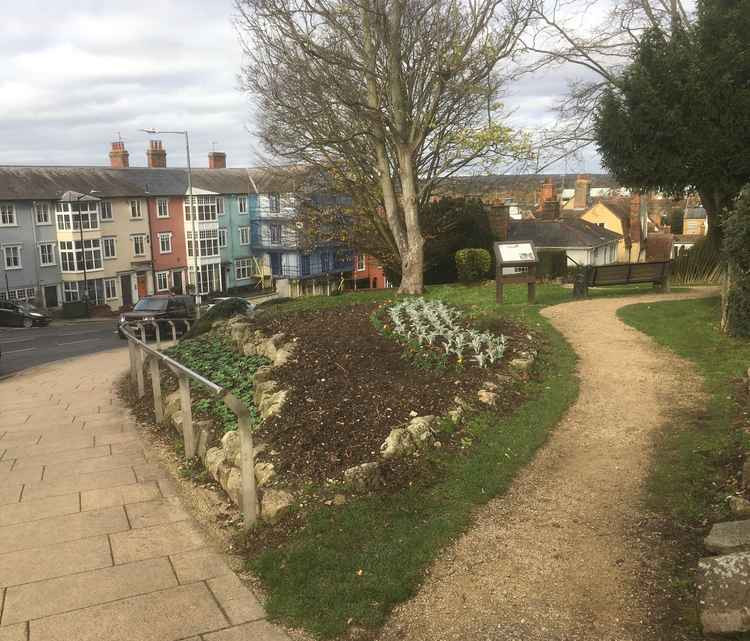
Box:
[208, 151, 227, 169]
[146, 139, 167, 168]
[109, 141, 129, 168]
[573, 174, 591, 210]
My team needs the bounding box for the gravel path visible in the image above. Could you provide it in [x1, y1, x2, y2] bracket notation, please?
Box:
[378, 291, 715, 641]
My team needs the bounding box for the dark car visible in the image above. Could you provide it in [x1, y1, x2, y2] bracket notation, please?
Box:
[0, 301, 51, 328]
[117, 295, 195, 339]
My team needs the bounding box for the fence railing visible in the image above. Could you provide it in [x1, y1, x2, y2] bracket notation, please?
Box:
[121, 322, 258, 529]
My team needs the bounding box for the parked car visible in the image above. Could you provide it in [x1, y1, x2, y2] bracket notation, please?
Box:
[0, 301, 51, 328]
[117, 295, 195, 339]
[205, 297, 256, 316]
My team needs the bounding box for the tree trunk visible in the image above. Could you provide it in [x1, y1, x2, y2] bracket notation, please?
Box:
[397, 146, 424, 295]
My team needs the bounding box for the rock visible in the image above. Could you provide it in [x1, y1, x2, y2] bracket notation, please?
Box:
[164, 390, 181, 419]
[217, 461, 232, 489]
[261, 489, 294, 524]
[205, 447, 226, 480]
[477, 389, 498, 406]
[406, 416, 436, 449]
[253, 380, 278, 407]
[259, 390, 287, 421]
[380, 428, 415, 459]
[221, 431, 241, 467]
[509, 357, 533, 372]
[448, 406, 464, 423]
[333, 494, 347, 506]
[195, 421, 212, 460]
[274, 346, 294, 367]
[729, 496, 750, 519]
[696, 552, 750, 635]
[343, 462, 382, 492]
[230, 323, 250, 347]
[744, 460, 750, 490]
[254, 461, 276, 487]
[253, 366, 275, 384]
[242, 342, 258, 357]
[225, 468, 242, 505]
[253, 441, 268, 458]
[482, 381, 498, 391]
[496, 374, 513, 384]
[170, 411, 184, 434]
[705, 520, 750, 554]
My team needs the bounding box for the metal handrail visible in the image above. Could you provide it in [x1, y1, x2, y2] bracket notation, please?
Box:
[121, 324, 258, 529]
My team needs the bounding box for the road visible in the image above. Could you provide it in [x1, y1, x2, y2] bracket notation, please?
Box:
[0, 320, 123, 378]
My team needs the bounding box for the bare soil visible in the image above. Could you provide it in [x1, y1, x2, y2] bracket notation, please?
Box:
[378, 291, 715, 641]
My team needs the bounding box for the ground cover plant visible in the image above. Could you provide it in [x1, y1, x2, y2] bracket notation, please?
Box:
[618, 296, 750, 636]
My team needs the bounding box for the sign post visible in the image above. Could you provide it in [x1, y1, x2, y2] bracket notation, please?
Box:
[493, 241, 539, 304]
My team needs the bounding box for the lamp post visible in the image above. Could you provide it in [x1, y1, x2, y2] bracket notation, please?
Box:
[140, 129, 200, 308]
[75, 191, 98, 318]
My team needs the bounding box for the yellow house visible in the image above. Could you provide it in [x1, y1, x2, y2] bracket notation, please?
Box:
[565, 199, 645, 263]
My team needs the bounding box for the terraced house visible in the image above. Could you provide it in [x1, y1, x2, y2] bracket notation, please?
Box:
[0, 139, 355, 309]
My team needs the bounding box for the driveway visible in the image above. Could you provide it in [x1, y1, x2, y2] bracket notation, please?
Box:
[0, 321, 122, 378]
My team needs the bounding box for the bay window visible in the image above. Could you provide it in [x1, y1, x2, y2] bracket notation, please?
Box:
[59, 239, 103, 272]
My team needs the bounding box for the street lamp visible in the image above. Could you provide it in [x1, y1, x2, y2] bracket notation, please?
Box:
[76, 190, 99, 317]
[140, 128, 200, 307]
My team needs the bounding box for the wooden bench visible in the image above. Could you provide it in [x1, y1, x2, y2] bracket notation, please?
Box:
[573, 261, 672, 298]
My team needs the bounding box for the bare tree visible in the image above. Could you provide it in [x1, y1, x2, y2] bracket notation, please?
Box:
[235, 0, 531, 294]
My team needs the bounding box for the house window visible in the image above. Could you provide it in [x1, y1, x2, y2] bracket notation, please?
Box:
[132, 235, 146, 257]
[0, 203, 16, 226]
[129, 200, 142, 219]
[269, 193, 280, 213]
[188, 263, 221, 294]
[184, 195, 220, 221]
[0, 288, 35, 302]
[239, 227, 250, 245]
[34, 202, 51, 225]
[356, 255, 366, 271]
[38, 243, 55, 266]
[217, 197, 224, 215]
[270, 224, 281, 244]
[104, 278, 118, 300]
[63, 282, 80, 302]
[3, 245, 22, 270]
[238, 196, 247, 213]
[158, 232, 172, 254]
[100, 201, 113, 221]
[156, 271, 170, 292]
[301, 254, 311, 276]
[321, 252, 330, 272]
[186, 230, 219, 258]
[157, 198, 169, 218]
[235, 258, 252, 280]
[55, 201, 99, 230]
[218, 228, 228, 248]
[59, 239, 102, 272]
[102, 237, 117, 259]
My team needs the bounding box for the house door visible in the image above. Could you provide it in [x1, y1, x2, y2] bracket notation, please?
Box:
[136, 273, 148, 298]
[270, 253, 282, 276]
[121, 274, 133, 307]
[172, 271, 183, 294]
[43, 285, 58, 308]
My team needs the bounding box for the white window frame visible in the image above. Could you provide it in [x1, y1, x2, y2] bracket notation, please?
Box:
[235, 258, 252, 280]
[59, 239, 103, 273]
[102, 237, 117, 259]
[55, 201, 99, 231]
[3, 245, 22, 270]
[158, 232, 172, 254]
[0, 203, 17, 227]
[132, 235, 147, 258]
[269, 193, 280, 213]
[238, 196, 247, 214]
[38, 242, 56, 266]
[157, 198, 169, 218]
[104, 278, 118, 301]
[129, 199, 143, 219]
[100, 200, 113, 221]
[356, 255, 366, 271]
[186, 229, 219, 258]
[155, 271, 170, 292]
[218, 228, 228, 248]
[34, 202, 51, 225]
[239, 226, 250, 246]
[184, 195, 220, 222]
[63, 282, 79, 302]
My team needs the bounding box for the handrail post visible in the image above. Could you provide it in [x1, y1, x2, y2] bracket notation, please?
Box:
[151, 321, 161, 349]
[178, 374, 196, 458]
[128, 339, 137, 385]
[135, 345, 145, 398]
[149, 357, 164, 422]
[224, 392, 258, 529]
[138, 322, 146, 343]
[167, 320, 177, 342]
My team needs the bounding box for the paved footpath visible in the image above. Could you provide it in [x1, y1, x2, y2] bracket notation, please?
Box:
[0, 349, 290, 641]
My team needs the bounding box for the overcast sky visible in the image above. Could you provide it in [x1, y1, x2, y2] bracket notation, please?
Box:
[0, 0, 601, 172]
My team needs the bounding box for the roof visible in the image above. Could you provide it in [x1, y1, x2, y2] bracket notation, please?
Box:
[0, 165, 313, 200]
[684, 206, 707, 219]
[508, 218, 622, 249]
[673, 234, 704, 243]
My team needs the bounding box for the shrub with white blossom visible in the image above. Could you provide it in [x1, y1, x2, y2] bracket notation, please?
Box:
[385, 298, 507, 367]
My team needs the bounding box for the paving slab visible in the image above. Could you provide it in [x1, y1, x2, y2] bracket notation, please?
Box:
[0, 536, 112, 588]
[0, 622, 27, 641]
[705, 520, 750, 554]
[207, 574, 265, 626]
[0, 505, 128, 555]
[125, 497, 189, 529]
[110, 520, 206, 564]
[133, 462, 170, 483]
[93, 432, 140, 446]
[0, 494, 79, 527]
[42, 453, 147, 480]
[12, 445, 110, 468]
[0, 486, 22, 507]
[28, 583, 228, 641]
[1, 437, 95, 461]
[170, 548, 233, 584]
[697, 552, 750, 635]
[1, 557, 177, 625]
[21, 466, 136, 501]
[203, 620, 291, 641]
[0, 466, 43, 486]
[81, 482, 161, 511]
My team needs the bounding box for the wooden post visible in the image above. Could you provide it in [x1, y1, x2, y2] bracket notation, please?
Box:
[128, 341, 137, 385]
[135, 346, 145, 398]
[495, 267, 503, 304]
[224, 393, 258, 529]
[149, 357, 164, 423]
[528, 282, 536, 304]
[152, 321, 161, 349]
[178, 374, 196, 458]
[167, 320, 177, 342]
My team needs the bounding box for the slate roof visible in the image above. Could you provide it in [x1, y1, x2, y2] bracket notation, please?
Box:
[508, 218, 622, 249]
[684, 206, 707, 220]
[0, 165, 312, 200]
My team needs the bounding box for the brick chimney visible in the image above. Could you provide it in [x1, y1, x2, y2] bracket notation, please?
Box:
[539, 177, 556, 205]
[109, 141, 129, 168]
[487, 203, 510, 241]
[573, 174, 591, 209]
[146, 140, 167, 168]
[208, 151, 226, 169]
[629, 192, 647, 243]
[536, 177, 558, 219]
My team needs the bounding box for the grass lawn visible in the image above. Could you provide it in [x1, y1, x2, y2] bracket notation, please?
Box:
[618, 296, 750, 634]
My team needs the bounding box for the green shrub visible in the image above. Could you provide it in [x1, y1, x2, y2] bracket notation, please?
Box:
[723, 187, 750, 336]
[455, 248, 491, 284]
[182, 298, 252, 340]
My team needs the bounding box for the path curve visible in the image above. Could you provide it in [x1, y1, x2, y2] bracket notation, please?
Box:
[379, 290, 716, 641]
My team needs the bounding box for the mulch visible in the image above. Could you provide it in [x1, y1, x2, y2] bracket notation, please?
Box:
[249, 303, 537, 485]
